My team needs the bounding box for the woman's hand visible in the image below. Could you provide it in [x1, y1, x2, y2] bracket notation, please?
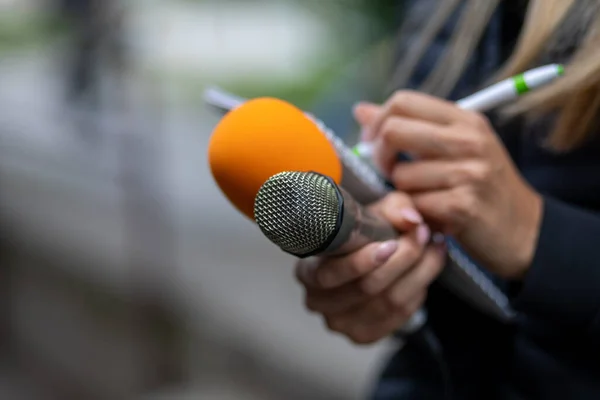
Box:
[295, 192, 445, 345]
[355, 91, 542, 279]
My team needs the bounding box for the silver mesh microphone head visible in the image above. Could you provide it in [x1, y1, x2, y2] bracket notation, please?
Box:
[254, 171, 341, 257]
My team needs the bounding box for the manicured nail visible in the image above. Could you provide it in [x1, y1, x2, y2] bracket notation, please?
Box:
[399, 208, 423, 224]
[417, 225, 431, 246]
[374, 240, 398, 264]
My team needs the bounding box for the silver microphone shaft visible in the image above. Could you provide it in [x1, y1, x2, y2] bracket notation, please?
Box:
[322, 183, 397, 256]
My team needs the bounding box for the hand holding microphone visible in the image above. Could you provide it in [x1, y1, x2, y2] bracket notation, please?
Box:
[254, 173, 444, 344]
[208, 96, 516, 343]
[207, 99, 435, 336]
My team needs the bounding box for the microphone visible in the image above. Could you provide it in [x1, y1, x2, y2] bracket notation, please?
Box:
[208, 97, 515, 323]
[254, 170, 427, 332]
[255, 171, 398, 258]
[254, 171, 516, 325]
[208, 97, 342, 220]
[208, 97, 387, 221]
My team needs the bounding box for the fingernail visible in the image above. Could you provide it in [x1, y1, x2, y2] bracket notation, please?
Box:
[432, 232, 445, 244]
[417, 225, 431, 245]
[374, 240, 398, 264]
[398, 208, 423, 224]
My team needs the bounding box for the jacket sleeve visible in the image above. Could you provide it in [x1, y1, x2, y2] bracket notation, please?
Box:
[512, 195, 600, 332]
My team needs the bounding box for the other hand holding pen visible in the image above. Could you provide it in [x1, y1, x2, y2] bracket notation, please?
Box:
[354, 91, 542, 280]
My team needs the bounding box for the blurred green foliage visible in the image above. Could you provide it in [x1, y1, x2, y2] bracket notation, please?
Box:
[0, 12, 68, 54]
[215, 60, 348, 108]
[205, 0, 403, 108]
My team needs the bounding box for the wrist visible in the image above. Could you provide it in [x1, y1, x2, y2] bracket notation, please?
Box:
[511, 187, 543, 279]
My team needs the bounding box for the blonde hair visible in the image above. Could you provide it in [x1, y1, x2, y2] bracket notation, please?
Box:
[390, 0, 600, 151]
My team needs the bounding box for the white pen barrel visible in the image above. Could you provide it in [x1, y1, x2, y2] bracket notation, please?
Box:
[522, 64, 563, 88]
[456, 64, 562, 112]
[455, 80, 517, 111]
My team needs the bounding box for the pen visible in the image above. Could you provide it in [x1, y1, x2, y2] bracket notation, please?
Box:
[352, 63, 565, 158]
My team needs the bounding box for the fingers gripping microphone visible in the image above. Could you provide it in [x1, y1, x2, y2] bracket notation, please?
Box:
[254, 171, 427, 333]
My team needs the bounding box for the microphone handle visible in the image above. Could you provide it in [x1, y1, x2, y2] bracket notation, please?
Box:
[325, 185, 397, 256]
[323, 184, 428, 334]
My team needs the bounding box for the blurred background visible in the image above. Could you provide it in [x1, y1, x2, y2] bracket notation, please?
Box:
[0, 0, 403, 398]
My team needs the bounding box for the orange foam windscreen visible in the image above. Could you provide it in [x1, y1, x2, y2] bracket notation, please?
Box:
[208, 97, 342, 220]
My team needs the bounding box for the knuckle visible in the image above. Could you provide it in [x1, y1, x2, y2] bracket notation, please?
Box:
[304, 296, 319, 312]
[380, 119, 398, 145]
[391, 168, 410, 190]
[385, 191, 412, 208]
[379, 190, 414, 218]
[391, 91, 412, 111]
[294, 257, 319, 285]
[397, 306, 412, 320]
[397, 305, 413, 320]
[465, 111, 490, 130]
[349, 258, 369, 276]
[401, 242, 421, 262]
[459, 133, 487, 156]
[462, 192, 480, 219]
[386, 292, 409, 315]
[325, 317, 344, 333]
[466, 162, 492, 183]
[446, 190, 477, 222]
[360, 267, 395, 295]
[447, 166, 469, 187]
[360, 277, 382, 296]
[348, 327, 378, 345]
[371, 298, 392, 318]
